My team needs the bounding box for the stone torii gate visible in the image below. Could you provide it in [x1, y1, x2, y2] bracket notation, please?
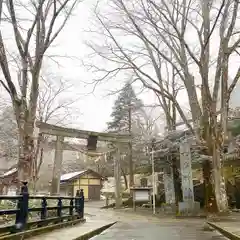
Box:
[36, 121, 131, 208]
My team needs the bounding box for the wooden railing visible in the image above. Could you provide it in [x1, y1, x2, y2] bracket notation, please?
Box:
[0, 182, 84, 238]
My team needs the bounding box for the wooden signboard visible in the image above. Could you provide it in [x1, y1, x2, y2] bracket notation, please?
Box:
[131, 187, 152, 211]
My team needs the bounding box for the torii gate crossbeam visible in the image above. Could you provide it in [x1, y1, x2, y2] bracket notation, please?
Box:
[36, 121, 130, 143]
[36, 121, 131, 208]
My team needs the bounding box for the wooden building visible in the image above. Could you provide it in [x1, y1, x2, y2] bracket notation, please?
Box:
[60, 169, 106, 200]
[0, 165, 18, 195]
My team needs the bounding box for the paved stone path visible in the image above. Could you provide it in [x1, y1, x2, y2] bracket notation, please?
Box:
[91, 218, 227, 240]
[29, 202, 113, 240]
[89, 207, 228, 240]
[30, 201, 228, 240]
[209, 221, 240, 238]
[29, 217, 112, 240]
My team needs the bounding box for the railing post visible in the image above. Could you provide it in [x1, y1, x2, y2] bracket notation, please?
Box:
[41, 197, 47, 220]
[80, 189, 84, 218]
[57, 197, 62, 218]
[15, 181, 29, 231]
[69, 198, 74, 216]
[75, 190, 80, 217]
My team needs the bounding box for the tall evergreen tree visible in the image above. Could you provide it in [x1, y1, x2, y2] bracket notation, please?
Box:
[107, 82, 143, 187]
[108, 82, 143, 132]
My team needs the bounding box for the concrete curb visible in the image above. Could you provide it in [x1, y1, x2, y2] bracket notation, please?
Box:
[0, 218, 86, 240]
[176, 215, 207, 219]
[207, 222, 240, 240]
[73, 222, 117, 240]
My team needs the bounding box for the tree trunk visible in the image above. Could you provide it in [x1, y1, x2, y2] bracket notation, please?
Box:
[200, 96, 220, 213]
[121, 166, 128, 190]
[212, 141, 229, 212]
[172, 156, 182, 208]
[202, 159, 218, 213]
[14, 101, 36, 192]
[184, 75, 202, 125]
[31, 133, 43, 192]
[201, 117, 228, 213]
[17, 122, 35, 191]
[32, 147, 44, 193]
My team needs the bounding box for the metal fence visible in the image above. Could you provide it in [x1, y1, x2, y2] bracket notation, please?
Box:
[0, 182, 84, 237]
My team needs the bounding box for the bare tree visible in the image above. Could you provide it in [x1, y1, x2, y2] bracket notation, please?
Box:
[85, 0, 240, 212]
[33, 74, 80, 190]
[152, 60, 180, 132]
[38, 75, 78, 125]
[0, 74, 79, 192]
[0, 0, 80, 186]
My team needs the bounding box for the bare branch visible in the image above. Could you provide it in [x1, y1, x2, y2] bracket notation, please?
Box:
[203, 0, 226, 50]
[44, 0, 78, 51]
[228, 65, 240, 100]
[0, 0, 82, 183]
[0, 31, 19, 102]
[0, 79, 10, 94]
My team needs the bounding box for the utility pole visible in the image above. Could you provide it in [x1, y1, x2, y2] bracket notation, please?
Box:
[150, 139, 156, 214]
[151, 151, 156, 214]
[128, 104, 134, 187]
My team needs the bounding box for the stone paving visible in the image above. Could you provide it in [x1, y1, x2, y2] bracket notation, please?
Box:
[29, 201, 229, 240]
[29, 217, 113, 240]
[209, 221, 240, 238]
[206, 212, 240, 238]
[90, 210, 227, 240]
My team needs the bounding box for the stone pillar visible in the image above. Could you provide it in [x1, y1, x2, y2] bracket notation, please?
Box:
[51, 135, 64, 195]
[163, 166, 175, 204]
[179, 141, 194, 202]
[114, 146, 122, 208]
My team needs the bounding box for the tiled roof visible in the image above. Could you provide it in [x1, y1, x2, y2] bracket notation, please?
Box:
[60, 169, 106, 182]
[60, 170, 86, 181]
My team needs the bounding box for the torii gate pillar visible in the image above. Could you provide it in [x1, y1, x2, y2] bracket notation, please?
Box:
[51, 136, 64, 195]
[114, 146, 122, 208]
